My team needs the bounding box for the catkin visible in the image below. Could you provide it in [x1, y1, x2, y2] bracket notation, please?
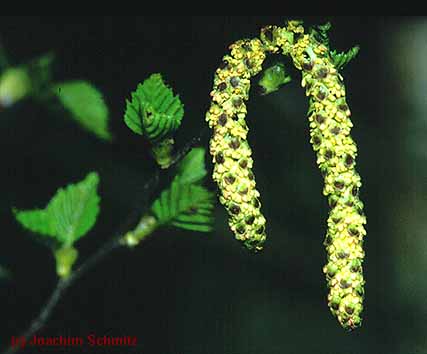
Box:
[206, 20, 367, 329]
[279, 21, 367, 330]
[206, 38, 267, 251]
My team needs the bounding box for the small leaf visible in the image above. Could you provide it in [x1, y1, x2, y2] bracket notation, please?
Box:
[124, 73, 184, 142]
[14, 172, 101, 247]
[152, 180, 214, 232]
[54, 80, 111, 141]
[258, 63, 292, 95]
[47, 172, 100, 245]
[150, 147, 214, 232]
[331, 46, 360, 70]
[176, 147, 207, 184]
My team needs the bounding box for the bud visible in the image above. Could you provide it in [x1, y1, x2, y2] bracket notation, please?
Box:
[54, 246, 78, 278]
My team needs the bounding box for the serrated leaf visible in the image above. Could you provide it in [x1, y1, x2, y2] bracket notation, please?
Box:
[14, 172, 101, 246]
[47, 172, 100, 245]
[331, 46, 360, 70]
[124, 73, 184, 142]
[124, 98, 142, 134]
[176, 147, 207, 184]
[150, 147, 214, 232]
[54, 80, 111, 141]
[151, 180, 214, 232]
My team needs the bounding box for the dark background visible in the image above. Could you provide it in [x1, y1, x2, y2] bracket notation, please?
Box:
[0, 16, 425, 354]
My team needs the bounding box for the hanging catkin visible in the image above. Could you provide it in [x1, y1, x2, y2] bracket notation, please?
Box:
[206, 20, 367, 329]
[206, 38, 268, 251]
[278, 21, 367, 330]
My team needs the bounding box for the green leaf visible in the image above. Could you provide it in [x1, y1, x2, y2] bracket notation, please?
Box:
[258, 63, 292, 95]
[176, 147, 207, 184]
[14, 172, 101, 246]
[124, 73, 184, 142]
[150, 147, 214, 232]
[331, 46, 360, 70]
[54, 80, 111, 141]
[47, 172, 100, 245]
[151, 180, 214, 232]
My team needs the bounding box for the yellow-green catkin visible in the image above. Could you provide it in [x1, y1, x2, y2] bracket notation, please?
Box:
[205, 38, 268, 251]
[206, 21, 366, 328]
[275, 21, 367, 330]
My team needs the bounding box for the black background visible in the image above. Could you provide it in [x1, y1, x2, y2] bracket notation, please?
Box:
[0, 16, 424, 354]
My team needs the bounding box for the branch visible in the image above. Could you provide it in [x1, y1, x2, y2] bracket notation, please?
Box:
[1, 234, 123, 354]
[1, 133, 204, 354]
[168, 129, 208, 167]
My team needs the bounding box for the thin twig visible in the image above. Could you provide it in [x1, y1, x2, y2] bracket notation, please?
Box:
[3, 279, 67, 354]
[2, 236, 123, 354]
[1, 134, 206, 354]
[169, 131, 207, 167]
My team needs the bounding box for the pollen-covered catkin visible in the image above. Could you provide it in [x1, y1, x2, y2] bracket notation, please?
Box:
[278, 21, 367, 330]
[205, 38, 267, 251]
[206, 20, 367, 329]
